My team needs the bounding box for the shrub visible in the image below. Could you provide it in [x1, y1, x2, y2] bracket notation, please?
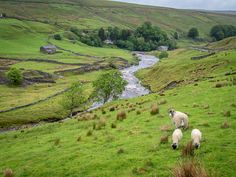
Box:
[53, 34, 62, 40]
[117, 111, 127, 120]
[2, 13, 7, 17]
[160, 135, 168, 144]
[172, 160, 210, 177]
[182, 141, 195, 157]
[6, 67, 23, 85]
[150, 105, 159, 115]
[3, 168, 14, 177]
[159, 51, 168, 59]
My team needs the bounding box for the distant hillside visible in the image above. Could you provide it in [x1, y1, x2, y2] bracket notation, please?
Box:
[206, 36, 236, 50]
[0, 0, 236, 37]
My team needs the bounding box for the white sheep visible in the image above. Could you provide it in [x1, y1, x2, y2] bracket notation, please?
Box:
[168, 109, 189, 129]
[171, 128, 183, 149]
[191, 129, 202, 149]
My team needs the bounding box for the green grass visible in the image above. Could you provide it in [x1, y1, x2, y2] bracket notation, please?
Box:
[0, 70, 105, 127]
[0, 70, 235, 176]
[205, 36, 236, 50]
[136, 48, 236, 92]
[12, 61, 80, 73]
[0, 0, 236, 36]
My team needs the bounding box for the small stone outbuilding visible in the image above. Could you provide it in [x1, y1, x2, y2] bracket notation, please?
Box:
[158, 46, 168, 51]
[40, 45, 57, 54]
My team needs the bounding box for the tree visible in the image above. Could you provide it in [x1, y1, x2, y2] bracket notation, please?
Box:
[61, 82, 86, 117]
[210, 25, 236, 41]
[92, 70, 127, 104]
[53, 34, 62, 40]
[188, 28, 199, 39]
[6, 67, 23, 85]
[98, 27, 106, 41]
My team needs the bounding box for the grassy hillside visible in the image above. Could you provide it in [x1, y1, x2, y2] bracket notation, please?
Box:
[0, 48, 235, 176]
[136, 48, 236, 92]
[205, 36, 236, 50]
[0, 0, 236, 37]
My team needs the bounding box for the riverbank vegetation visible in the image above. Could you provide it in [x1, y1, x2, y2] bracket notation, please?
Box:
[71, 22, 177, 51]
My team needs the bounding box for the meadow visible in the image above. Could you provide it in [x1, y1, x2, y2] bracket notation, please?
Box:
[0, 0, 236, 176]
[0, 54, 235, 176]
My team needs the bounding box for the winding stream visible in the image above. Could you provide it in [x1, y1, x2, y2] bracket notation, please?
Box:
[120, 53, 159, 98]
[89, 53, 159, 110]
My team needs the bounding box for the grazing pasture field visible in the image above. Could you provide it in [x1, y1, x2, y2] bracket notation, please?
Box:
[0, 66, 235, 176]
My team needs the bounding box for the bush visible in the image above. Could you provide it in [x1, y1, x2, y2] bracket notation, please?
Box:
[53, 34, 62, 40]
[2, 13, 7, 17]
[159, 51, 169, 59]
[6, 67, 23, 85]
[188, 27, 199, 39]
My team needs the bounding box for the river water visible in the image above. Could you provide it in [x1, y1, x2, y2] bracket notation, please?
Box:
[89, 53, 158, 110]
[120, 53, 159, 98]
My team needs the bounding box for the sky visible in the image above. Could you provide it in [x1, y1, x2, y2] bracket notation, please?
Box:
[112, 0, 236, 11]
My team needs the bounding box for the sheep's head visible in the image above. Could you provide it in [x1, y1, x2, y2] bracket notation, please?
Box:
[193, 142, 200, 149]
[168, 108, 175, 117]
[172, 143, 178, 150]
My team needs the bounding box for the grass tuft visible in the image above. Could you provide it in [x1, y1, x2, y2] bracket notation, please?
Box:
[117, 111, 127, 121]
[158, 99, 167, 105]
[3, 168, 14, 177]
[172, 160, 210, 177]
[86, 130, 93, 136]
[221, 121, 230, 129]
[150, 104, 159, 115]
[117, 148, 124, 154]
[111, 123, 117, 128]
[160, 125, 171, 132]
[182, 141, 194, 157]
[54, 138, 60, 146]
[160, 135, 169, 144]
[223, 110, 231, 117]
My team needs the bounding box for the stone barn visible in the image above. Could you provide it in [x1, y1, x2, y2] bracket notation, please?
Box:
[40, 45, 57, 54]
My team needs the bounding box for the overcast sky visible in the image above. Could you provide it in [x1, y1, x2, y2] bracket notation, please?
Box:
[112, 0, 236, 11]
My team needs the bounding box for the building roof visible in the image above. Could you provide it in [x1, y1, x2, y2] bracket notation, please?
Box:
[41, 45, 57, 49]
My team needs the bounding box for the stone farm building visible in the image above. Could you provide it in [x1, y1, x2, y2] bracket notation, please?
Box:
[40, 45, 57, 54]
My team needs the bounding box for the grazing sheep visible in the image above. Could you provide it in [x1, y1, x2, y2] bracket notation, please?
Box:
[168, 109, 189, 129]
[172, 129, 183, 149]
[191, 129, 202, 149]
